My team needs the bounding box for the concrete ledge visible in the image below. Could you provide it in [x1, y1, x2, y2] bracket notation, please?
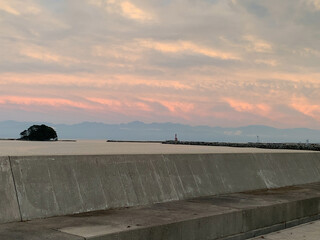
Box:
[1, 182, 320, 240]
[0, 222, 83, 240]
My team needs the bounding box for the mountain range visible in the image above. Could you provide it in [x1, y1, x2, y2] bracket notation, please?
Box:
[0, 120, 319, 143]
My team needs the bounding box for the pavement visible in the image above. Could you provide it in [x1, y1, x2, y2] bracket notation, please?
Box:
[1, 182, 320, 240]
[249, 220, 320, 240]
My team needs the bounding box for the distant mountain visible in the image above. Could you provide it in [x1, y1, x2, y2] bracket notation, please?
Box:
[0, 120, 319, 143]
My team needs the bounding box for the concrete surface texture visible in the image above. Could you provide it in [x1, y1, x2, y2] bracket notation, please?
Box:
[249, 220, 320, 240]
[0, 156, 20, 223]
[0, 140, 311, 156]
[5, 152, 320, 222]
[1, 182, 320, 240]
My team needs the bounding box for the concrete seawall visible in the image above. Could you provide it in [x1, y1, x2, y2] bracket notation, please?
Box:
[0, 156, 20, 223]
[1, 152, 320, 224]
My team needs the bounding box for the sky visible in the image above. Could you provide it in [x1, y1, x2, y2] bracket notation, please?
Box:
[1, 0, 320, 128]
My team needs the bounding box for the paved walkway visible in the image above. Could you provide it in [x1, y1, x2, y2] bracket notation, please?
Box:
[250, 220, 320, 240]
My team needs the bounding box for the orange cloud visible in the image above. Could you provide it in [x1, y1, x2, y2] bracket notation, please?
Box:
[89, 0, 153, 22]
[161, 101, 194, 113]
[119, 76, 192, 90]
[0, 95, 164, 118]
[120, 1, 152, 21]
[0, 96, 95, 110]
[87, 97, 152, 112]
[19, 44, 79, 65]
[21, 48, 61, 62]
[140, 97, 195, 115]
[291, 97, 320, 121]
[0, 2, 20, 15]
[224, 98, 272, 117]
[1, 73, 193, 91]
[0, 1, 41, 15]
[137, 39, 241, 60]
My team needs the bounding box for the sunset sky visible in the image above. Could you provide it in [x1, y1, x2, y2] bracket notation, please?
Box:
[1, 0, 320, 128]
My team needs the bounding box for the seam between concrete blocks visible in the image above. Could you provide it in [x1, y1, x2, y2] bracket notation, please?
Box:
[8, 156, 23, 222]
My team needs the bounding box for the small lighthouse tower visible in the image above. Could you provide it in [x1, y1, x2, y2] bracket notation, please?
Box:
[174, 133, 178, 142]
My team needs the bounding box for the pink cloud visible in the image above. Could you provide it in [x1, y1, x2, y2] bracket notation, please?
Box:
[87, 97, 152, 112]
[0, 96, 95, 110]
[137, 39, 241, 60]
[224, 98, 271, 115]
[1, 73, 193, 91]
[2, 70, 320, 128]
[291, 97, 320, 121]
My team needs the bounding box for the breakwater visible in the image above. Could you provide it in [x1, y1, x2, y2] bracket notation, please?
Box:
[163, 140, 320, 151]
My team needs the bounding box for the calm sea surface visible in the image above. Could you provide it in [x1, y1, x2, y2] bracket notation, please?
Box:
[0, 140, 304, 156]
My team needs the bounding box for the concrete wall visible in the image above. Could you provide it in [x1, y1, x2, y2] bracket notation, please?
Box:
[0, 157, 20, 223]
[2, 152, 320, 222]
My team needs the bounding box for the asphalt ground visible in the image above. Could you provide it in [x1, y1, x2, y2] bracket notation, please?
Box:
[249, 220, 320, 240]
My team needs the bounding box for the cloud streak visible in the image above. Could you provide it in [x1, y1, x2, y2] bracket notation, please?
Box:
[138, 39, 241, 60]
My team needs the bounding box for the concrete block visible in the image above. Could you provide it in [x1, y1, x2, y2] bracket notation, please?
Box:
[10, 156, 60, 220]
[10, 155, 109, 220]
[8, 152, 320, 222]
[199, 154, 227, 195]
[115, 161, 139, 207]
[87, 232, 120, 240]
[134, 158, 162, 204]
[186, 155, 214, 196]
[131, 225, 173, 240]
[242, 203, 287, 232]
[170, 155, 200, 199]
[151, 156, 179, 201]
[162, 155, 186, 200]
[0, 222, 83, 240]
[45, 156, 84, 214]
[240, 197, 320, 233]
[286, 215, 320, 229]
[122, 227, 155, 240]
[253, 153, 289, 188]
[199, 153, 267, 195]
[253, 153, 320, 189]
[250, 223, 285, 238]
[0, 156, 20, 223]
[4, 181, 320, 240]
[216, 153, 266, 193]
[283, 198, 320, 221]
[143, 222, 182, 240]
[126, 160, 149, 206]
[196, 212, 243, 240]
[96, 156, 128, 209]
[311, 153, 320, 179]
[70, 157, 107, 212]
